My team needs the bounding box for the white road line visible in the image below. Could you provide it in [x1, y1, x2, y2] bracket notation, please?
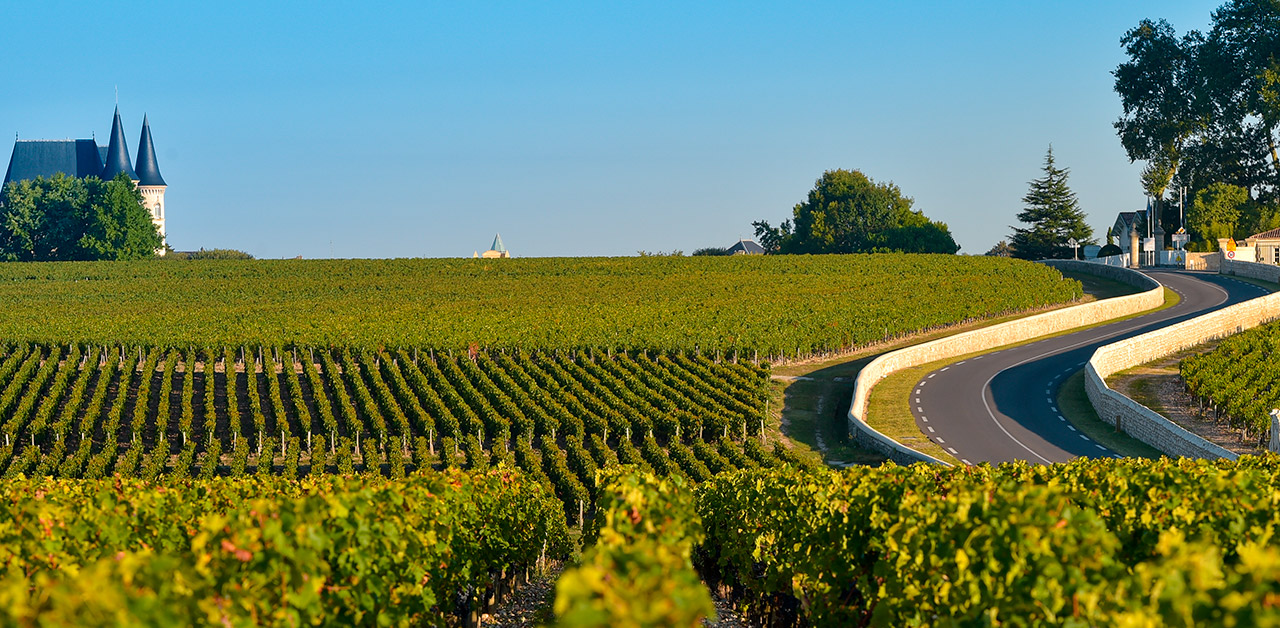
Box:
[917, 407, 923, 413]
[961, 459, 972, 465]
[1050, 406, 1059, 413]
[1095, 444, 1107, 451]
[921, 416, 928, 422]
[1068, 425, 1076, 431]
[941, 367, 950, 372]
[915, 398, 921, 404]
[928, 373, 936, 379]
[974, 356, 983, 360]
[947, 447, 959, 454]
[957, 361, 966, 365]
[915, 389, 922, 395]
[927, 426, 935, 433]
[937, 438, 946, 443]
[1079, 434, 1089, 441]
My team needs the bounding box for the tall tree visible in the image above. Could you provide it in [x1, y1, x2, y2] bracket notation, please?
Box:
[0, 173, 161, 261]
[1187, 182, 1249, 249]
[753, 169, 959, 255]
[1009, 147, 1094, 260]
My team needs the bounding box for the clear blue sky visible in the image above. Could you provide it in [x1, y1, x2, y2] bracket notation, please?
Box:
[0, 1, 1219, 258]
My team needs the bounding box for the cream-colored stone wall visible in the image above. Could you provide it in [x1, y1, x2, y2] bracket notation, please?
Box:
[1222, 257, 1280, 283]
[847, 261, 1163, 465]
[1085, 271, 1280, 459]
[1186, 252, 1219, 271]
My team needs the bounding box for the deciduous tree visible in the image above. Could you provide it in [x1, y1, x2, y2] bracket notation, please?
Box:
[753, 169, 958, 255]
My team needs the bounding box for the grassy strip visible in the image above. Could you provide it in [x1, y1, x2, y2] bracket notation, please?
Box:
[1055, 371, 1162, 459]
[864, 286, 1179, 463]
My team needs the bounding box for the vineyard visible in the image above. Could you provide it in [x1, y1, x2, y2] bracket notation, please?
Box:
[1180, 319, 1280, 443]
[0, 255, 1081, 357]
[0, 341, 802, 520]
[574, 458, 1280, 626]
[14, 459, 1280, 624]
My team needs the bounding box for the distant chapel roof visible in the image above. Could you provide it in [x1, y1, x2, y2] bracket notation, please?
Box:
[491, 233, 506, 253]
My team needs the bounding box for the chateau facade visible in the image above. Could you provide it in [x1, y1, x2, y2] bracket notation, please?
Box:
[4, 107, 168, 250]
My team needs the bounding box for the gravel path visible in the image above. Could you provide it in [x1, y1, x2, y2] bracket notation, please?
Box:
[480, 566, 561, 627]
[481, 567, 753, 627]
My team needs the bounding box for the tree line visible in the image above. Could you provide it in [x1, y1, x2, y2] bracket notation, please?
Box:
[1116, 0, 1280, 250]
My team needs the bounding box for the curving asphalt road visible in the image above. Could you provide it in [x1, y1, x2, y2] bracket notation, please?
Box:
[912, 270, 1272, 465]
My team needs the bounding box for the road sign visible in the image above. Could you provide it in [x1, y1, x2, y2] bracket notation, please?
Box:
[1227, 250, 1237, 259]
[1142, 237, 1155, 252]
[1067, 238, 1078, 248]
[1172, 233, 1189, 248]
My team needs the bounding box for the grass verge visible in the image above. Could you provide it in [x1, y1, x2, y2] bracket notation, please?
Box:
[1056, 370, 1162, 459]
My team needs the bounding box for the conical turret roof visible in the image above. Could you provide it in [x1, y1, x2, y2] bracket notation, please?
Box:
[491, 233, 506, 253]
[134, 115, 165, 186]
[101, 107, 137, 181]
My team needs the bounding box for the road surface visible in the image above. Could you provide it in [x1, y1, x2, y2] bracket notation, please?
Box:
[912, 270, 1270, 464]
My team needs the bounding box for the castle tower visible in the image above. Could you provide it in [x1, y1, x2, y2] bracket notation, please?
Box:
[101, 106, 137, 180]
[134, 115, 166, 249]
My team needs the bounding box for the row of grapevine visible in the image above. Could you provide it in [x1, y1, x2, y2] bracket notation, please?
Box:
[0, 470, 569, 625]
[695, 457, 1280, 625]
[0, 342, 782, 519]
[1181, 320, 1280, 441]
[554, 469, 714, 627]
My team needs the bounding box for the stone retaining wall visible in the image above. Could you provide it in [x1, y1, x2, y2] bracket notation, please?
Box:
[1222, 257, 1280, 283]
[848, 261, 1163, 465]
[1085, 277, 1280, 459]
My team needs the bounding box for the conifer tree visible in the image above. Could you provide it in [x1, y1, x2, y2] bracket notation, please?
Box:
[1010, 147, 1094, 260]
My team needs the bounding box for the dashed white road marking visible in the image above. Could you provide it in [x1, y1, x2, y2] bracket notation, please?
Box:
[1079, 434, 1090, 441]
[961, 458, 973, 465]
[927, 426, 936, 433]
[1068, 425, 1077, 431]
[1095, 444, 1107, 451]
[915, 389, 922, 395]
[928, 373, 936, 379]
[915, 398, 921, 403]
[917, 407, 923, 413]
[940, 367, 950, 372]
[921, 416, 929, 422]
[947, 447, 959, 454]
[937, 438, 946, 443]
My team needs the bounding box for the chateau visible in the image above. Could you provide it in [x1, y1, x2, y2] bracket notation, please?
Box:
[3, 107, 168, 250]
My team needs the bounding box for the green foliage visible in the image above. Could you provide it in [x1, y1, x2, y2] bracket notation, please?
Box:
[690, 247, 730, 256]
[169, 248, 255, 260]
[0, 173, 161, 262]
[555, 469, 714, 627]
[0, 469, 570, 625]
[1010, 147, 1095, 260]
[754, 169, 959, 255]
[1188, 182, 1250, 248]
[697, 458, 1280, 626]
[0, 256, 1079, 358]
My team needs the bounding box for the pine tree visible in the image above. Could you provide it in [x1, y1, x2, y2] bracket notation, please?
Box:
[1010, 147, 1094, 260]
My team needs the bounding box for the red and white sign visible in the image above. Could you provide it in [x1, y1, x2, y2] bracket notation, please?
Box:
[1226, 250, 1237, 259]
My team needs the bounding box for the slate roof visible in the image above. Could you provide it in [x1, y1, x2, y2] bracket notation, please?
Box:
[491, 233, 506, 253]
[4, 139, 104, 185]
[134, 115, 165, 186]
[100, 107, 137, 180]
[727, 239, 765, 255]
